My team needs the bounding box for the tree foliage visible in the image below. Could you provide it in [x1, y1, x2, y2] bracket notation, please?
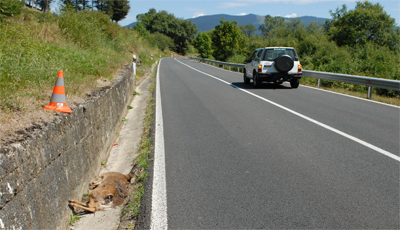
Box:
[0, 0, 24, 18]
[327, 1, 399, 50]
[211, 19, 247, 62]
[62, 0, 82, 11]
[240, 24, 256, 38]
[62, 0, 130, 22]
[152, 32, 174, 51]
[136, 8, 197, 55]
[193, 31, 212, 58]
[24, 0, 53, 12]
[109, 0, 130, 22]
[259, 15, 285, 38]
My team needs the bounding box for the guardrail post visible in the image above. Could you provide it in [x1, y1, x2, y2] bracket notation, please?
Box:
[367, 86, 372, 99]
[318, 79, 321, 88]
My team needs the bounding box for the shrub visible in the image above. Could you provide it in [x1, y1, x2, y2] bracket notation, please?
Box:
[152, 32, 174, 51]
[0, 0, 23, 18]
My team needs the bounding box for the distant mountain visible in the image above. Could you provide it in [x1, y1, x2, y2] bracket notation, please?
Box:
[188, 14, 329, 34]
[124, 14, 329, 33]
[125, 22, 136, 29]
[188, 14, 265, 32]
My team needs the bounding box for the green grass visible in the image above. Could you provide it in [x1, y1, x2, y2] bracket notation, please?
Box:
[0, 8, 161, 113]
[136, 72, 156, 169]
[69, 213, 82, 225]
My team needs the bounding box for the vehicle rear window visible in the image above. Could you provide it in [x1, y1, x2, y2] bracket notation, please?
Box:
[262, 48, 298, 61]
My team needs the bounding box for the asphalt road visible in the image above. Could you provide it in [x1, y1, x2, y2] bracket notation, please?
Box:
[152, 57, 399, 229]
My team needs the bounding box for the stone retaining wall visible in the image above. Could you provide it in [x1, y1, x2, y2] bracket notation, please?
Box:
[0, 64, 134, 229]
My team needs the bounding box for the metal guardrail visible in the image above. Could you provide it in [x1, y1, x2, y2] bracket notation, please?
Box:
[189, 57, 245, 71]
[188, 56, 400, 99]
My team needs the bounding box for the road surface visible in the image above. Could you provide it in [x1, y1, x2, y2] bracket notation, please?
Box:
[147, 57, 399, 229]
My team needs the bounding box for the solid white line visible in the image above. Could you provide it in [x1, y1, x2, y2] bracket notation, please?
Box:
[175, 58, 400, 163]
[300, 85, 400, 108]
[189, 59, 400, 108]
[150, 59, 168, 230]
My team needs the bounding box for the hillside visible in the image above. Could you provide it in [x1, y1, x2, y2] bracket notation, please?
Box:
[125, 13, 329, 33]
[0, 8, 161, 145]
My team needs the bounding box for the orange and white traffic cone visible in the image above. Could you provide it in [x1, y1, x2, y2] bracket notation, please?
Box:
[44, 70, 72, 114]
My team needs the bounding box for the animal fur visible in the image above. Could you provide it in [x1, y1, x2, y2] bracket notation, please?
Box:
[69, 163, 140, 213]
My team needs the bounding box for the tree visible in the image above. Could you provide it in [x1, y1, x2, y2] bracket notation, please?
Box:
[211, 19, 247, 61]
[136, 8, 197, 55]
[93, 0, 111, 14]
[240, 24, 256, 38]
[134, 22, 150, 37]
[62, 0, 82, 11]
[152, 32, 174, 51]
[92, 0, 129, 22]
[259, 15, 285, 38]
[110, 0, 129, 22]
[38, 0, 53, 12]
[80, 0, 90, 10]
[193, 31, 212, 58]
[327, 1, 399, 50]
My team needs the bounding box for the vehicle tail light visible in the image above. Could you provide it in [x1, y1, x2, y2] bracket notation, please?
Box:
[258, 65, 262, 72]
[298, 64, 302, 73]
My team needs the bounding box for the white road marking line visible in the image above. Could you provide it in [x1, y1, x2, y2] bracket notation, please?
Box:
[188, 58, 400, 108]
[151, 59, 168, 230]
[300, 85, 400, 108]
[176, 58, 400, 163]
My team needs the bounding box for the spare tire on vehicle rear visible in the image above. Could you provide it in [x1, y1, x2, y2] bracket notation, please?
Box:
[274, 55, 294, 72]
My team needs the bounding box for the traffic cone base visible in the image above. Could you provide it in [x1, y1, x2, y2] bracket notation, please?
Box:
[44, 102, 72, 113]
[44, 71, 72, 114]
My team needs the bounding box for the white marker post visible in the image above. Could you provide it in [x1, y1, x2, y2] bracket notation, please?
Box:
[133, 54, 137, 76]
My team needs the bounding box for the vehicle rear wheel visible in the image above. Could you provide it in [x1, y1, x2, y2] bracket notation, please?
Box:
[253, 73, 261, 88]
[290, 78, 300, 88]
[243, 71, 250, 84]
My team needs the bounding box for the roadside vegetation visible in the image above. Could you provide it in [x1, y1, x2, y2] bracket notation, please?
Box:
[0, 7, 157, 113]
[119, 68, 156, 229]
[191, 1, 400, 101]
[134, 8, 198, 55]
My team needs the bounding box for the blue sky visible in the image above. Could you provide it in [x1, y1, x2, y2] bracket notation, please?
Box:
[117, 0, 399, 26]
[52, 0, 399, 27]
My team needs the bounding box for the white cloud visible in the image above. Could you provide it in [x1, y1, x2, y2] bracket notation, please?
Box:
[221, 0, 356, 7]
[193, 13, 207, 18]
[219, 2, 249, 8]
[285, 13, 298, 18]
[236, 13, 248, 16]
